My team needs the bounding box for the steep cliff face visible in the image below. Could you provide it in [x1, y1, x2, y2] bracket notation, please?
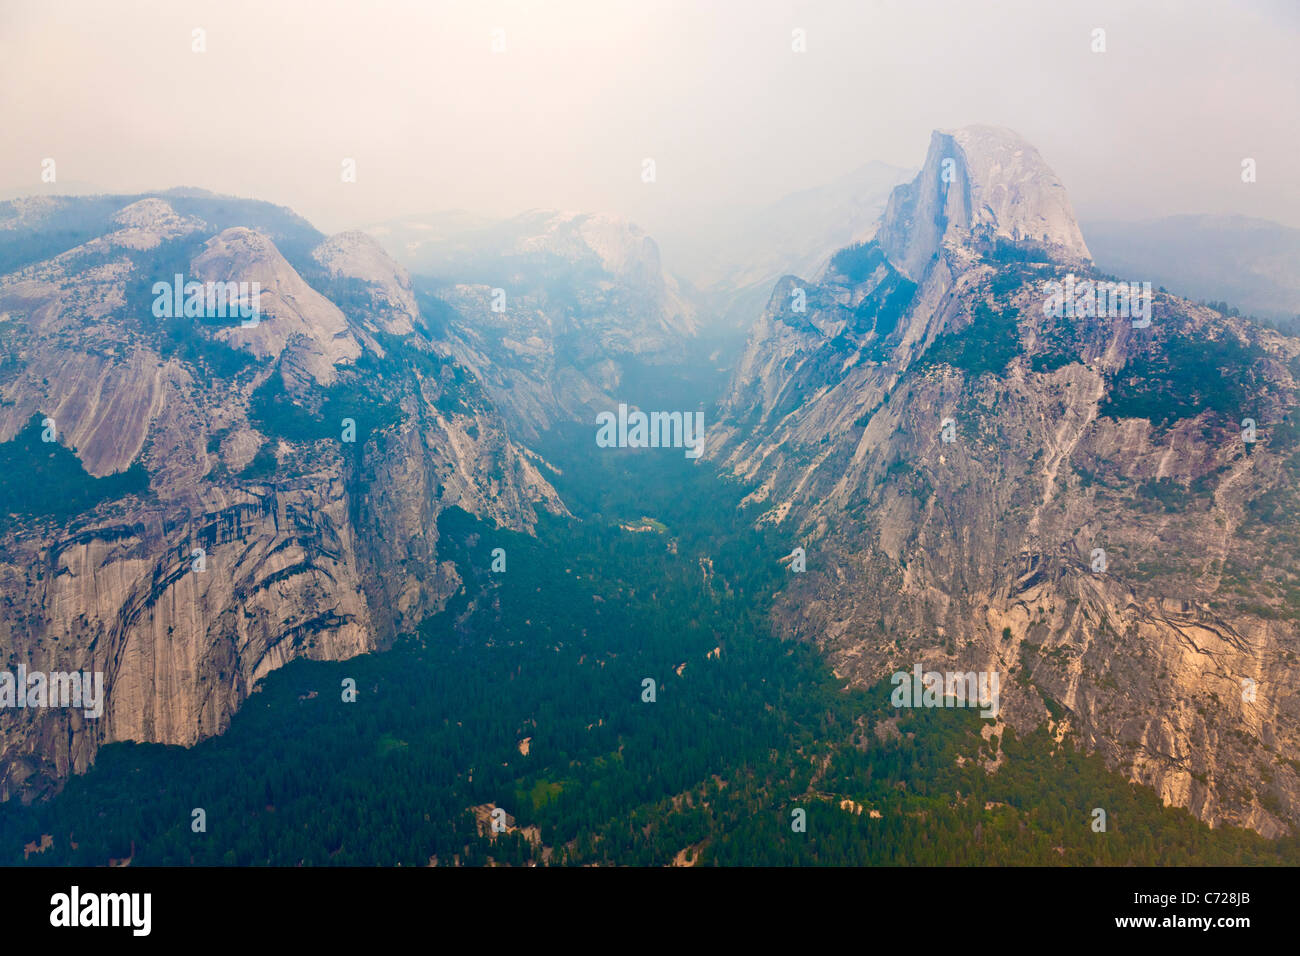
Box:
[877, 126, 1091, 282]
[0, 196, 564, 802]
[712, 126, 1300, 836]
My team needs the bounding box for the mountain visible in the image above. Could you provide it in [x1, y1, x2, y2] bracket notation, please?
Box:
[4, 137, 1298, 851]
[711, 125, 1300, 836]
[374, 209, 702, 440]
[636, 162, 914, 374]
[0, 194, 562, 801]
[362, 209, 500, 270]
[650, 161, 913, 322]
[876, 126, 1091, 281]
[1084, 214, 1300, 325]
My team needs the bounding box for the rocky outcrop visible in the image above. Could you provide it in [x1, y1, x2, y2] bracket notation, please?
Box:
[388, 209, 700, 440]
[312, 230, 419, 337]
[877, 126, 1091, 282]
[712, 126, 1300, 836]
[0, 197, 565, 802]
[193, 227, 362, 387]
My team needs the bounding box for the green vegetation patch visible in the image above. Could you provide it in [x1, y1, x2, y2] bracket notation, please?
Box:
[248, 369, 401, 445]
[829, 241, 887, 283]
[1099, 331, 1266, 430]
[918, 302, 1023, 378]
[0, 414, 150, 532]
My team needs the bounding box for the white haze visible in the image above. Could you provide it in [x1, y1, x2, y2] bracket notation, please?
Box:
[1, 0, 1297, 239]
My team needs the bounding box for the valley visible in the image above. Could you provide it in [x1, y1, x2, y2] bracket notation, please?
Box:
[2, 124, 1299, 865]
[3, 411, 1298, 866]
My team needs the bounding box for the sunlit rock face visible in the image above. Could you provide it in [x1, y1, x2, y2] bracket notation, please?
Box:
[0, 195, 564, 802]
[712, 127, 1300, 837]
[877, 125, 1091, 282]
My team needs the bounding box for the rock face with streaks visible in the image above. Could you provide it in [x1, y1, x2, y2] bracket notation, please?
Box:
[0, 194, 564, 801]
[876, 125, 1091, 282]
[711, 126, 1300, 836]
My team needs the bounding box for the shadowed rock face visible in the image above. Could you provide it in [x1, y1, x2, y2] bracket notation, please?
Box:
[0, 196, 564, 802]
[712, 126, 1300, 837]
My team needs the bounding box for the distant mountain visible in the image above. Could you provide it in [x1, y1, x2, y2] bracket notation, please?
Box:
[362, 209, 500, 271]
[373, 209, 703, 440]
[1084, 214, 1300, 325]
[651, 161, 914, 334]
[876, 125, 1091, 281]
[712, 125, 1300, 837]
[662, 161, 914, 291]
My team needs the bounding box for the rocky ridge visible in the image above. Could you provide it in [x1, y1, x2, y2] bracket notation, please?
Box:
[0, 196, 563, 801]
[711, 126, 1300, 836]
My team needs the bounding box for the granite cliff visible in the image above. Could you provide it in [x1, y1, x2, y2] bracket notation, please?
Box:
[0, 195, 563, 801]
[711, 126, 1300, 836]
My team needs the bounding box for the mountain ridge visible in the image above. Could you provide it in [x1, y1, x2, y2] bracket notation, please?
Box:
[0, 194, 563, 802]
[711, 125, 1300, 836]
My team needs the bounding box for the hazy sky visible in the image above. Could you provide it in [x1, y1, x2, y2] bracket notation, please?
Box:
[2, 0, 1298, 236]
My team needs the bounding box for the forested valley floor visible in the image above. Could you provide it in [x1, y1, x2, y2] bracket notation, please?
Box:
[4, 411, 1298, 866]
